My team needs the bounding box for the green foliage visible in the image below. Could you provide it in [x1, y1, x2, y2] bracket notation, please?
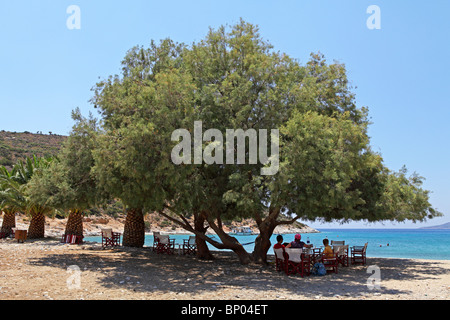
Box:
[88, 19, 440, 241]
[0, 156, 54, 217]
[27, 108, 105, 212]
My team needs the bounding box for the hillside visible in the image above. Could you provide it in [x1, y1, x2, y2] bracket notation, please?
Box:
[0, 130, 66, 168]
[421, 222, 450, 229]
[0, 130, 318, 234]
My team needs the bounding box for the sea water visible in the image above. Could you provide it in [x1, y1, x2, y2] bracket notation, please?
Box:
[84, 228, 450, 260]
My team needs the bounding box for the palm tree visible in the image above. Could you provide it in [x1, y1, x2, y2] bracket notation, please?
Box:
[0, 166, 22, 236]
[7, 156, 54, 239]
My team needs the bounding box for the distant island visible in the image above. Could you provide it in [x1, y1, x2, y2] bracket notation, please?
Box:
[420, 222, 450, 229]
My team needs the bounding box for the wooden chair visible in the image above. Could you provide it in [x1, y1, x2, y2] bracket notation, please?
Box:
[274, 248, 287, 273]
[101, 228, 121, 248]
[156, 235, 176, 254]
[351, 243, 368, 265]
[300, 250, 312, 277]
[61, 234, 72, 244]
[322, 252, 339, 274]
[152, 232, 161, 252]
[285, 248, 311, 277]
[311, 248, 323, 264]
[331, 240, 345, 246]
[284, 248, 301, 275]
[11, 227, 16, 239]
[182, 236, 197, 255]
[70, 234, 84, 245]
[335, 244, 349, 267]
[61, 234, 83, 244]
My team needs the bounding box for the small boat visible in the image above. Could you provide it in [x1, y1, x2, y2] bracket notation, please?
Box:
[229, 226, 254, 236]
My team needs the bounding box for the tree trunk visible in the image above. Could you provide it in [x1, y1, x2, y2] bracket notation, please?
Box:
[232, 245, 253, 265]
[194, 214, 214, 260]
[252, 223, 276, 264]
[252, 208, 280, 264]
[28, 211, 45, 239]
[207, 216, 253, 265]
[122, 208, 145, 248]
[1, 210, 16, 236]
[64, 209, 84, 237]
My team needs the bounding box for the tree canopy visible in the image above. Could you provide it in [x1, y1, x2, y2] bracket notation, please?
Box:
[84, 19, 441, 263]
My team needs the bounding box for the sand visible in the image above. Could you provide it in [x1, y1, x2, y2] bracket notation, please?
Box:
[0, 238, 449, 301]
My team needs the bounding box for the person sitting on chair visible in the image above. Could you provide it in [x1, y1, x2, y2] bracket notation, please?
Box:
[273, 235, 285, 249]
[322, 238, 334, 259]
[286, 234, 312, 249]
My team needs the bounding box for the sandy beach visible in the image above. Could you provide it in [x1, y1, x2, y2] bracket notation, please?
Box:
[0, 237, 448, 301]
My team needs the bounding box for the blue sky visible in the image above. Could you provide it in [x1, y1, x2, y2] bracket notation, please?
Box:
[0, 0, 448, 228]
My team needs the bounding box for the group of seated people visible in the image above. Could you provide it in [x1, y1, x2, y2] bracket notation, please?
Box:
[273, 233, 334, 259]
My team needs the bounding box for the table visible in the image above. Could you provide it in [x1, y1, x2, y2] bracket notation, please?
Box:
[15, 230, 27, 243]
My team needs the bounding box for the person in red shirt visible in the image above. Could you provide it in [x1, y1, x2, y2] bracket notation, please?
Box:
[273, 235, 285, 249]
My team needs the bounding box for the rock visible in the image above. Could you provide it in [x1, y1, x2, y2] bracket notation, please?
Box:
[94, 218, 109, 225]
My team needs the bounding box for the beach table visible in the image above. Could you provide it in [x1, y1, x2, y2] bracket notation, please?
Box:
[15, 230, 27, 243]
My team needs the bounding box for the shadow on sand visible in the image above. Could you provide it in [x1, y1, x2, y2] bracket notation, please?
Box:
[25, 242, 450, 299]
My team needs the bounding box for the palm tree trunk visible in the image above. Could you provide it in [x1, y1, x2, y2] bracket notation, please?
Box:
[28, 211, 45, 239]
[122, 208, 145, 248]
[64, 209, 84, 237]
[1, 210, 16, 236]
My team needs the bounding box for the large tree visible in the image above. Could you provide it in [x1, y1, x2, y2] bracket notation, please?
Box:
[91, 39, 194, 248]
[90, 20, 441, 263]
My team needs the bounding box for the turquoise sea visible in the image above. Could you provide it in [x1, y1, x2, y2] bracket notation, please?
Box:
[85, 228, 450, 261]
